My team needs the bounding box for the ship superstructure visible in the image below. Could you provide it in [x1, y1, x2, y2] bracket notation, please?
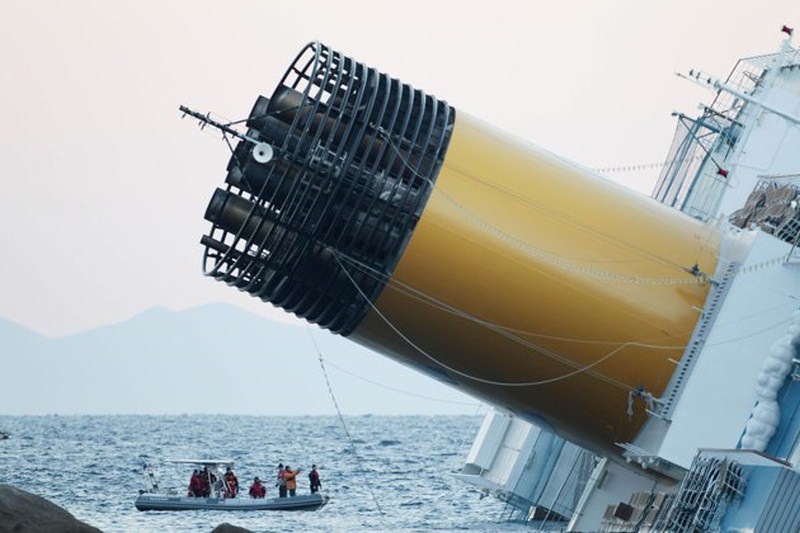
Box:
[185, 29, 800, 531]
[457, 31, 800, 531]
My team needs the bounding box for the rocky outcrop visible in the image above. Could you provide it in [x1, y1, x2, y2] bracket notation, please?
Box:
[0, 484, 102, 532]
[210, 524, 254, 533]
[0, 484, 256, 533]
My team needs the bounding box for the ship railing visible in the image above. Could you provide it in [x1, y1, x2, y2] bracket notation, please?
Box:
[651, 46, 800, 219]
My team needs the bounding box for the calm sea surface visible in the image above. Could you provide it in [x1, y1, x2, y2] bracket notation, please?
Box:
[0, 415, 526, 532]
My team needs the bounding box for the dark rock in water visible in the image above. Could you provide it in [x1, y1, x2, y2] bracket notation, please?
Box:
[0, 484, 101, 532]
[211, 524, 254, 533]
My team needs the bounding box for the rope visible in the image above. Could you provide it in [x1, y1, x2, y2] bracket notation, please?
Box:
[380, 130, 707, 286]
[442, 158, 699, 275]
[451, 403, 486, 470]
[439, 403, 488, 495]
[332, 248, 691, 394]
[706, 315, 794, 347]
[309, 326, 484, 508]
[434, 186, 707, 286]
[331, 249, 638, 389]
[323, 358, 480, 406]
[337, 251, 688, 350]
[306, 327, 385, 517]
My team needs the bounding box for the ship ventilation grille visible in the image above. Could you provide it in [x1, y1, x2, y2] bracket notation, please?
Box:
[653, 456, 746, 532]
[199, 42, 454, 335]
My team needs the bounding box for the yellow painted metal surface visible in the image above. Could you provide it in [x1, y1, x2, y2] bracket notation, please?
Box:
[350, 112, 720, 455]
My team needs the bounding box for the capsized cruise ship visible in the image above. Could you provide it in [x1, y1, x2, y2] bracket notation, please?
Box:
[186, 28, 800, 531]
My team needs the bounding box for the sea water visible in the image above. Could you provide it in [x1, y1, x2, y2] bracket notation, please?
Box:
[0, 415, 526, 532]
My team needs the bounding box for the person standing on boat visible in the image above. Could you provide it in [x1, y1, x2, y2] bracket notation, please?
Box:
[224, 466, 239, 498]
[188, 469, 203, 497]
[309, 464, 322, 494]
[249, 476, 266, 498]
[276, 463, 287, 498]
[284, 465, 301, 497]
[200, 466, 214, 497]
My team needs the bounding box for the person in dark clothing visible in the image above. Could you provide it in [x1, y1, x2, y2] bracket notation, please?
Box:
[249, 476, 266, 498]
[199, 466, 214, 497]
[309, 464, 322, 494]
[276, 463, 287, 498]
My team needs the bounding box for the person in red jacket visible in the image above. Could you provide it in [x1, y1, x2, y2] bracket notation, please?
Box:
[283, 465, 301, 497]
[224, 466, 239, 498]
[249, 477, 266, 498]
[188, 469, 203, 497]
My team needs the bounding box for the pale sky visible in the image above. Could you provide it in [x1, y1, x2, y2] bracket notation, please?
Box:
[1, 2, 798, 341]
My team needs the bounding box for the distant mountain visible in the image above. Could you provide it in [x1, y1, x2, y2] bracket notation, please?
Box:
[2, 303, 477, 416]
[0, 318, 53, 352]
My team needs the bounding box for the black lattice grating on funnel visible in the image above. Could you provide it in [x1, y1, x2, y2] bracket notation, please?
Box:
[200, 42, 454, 335]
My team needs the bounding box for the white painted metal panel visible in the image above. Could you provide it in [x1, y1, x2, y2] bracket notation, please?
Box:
[465, 410, 510, 470]
[659, 232, 800, 467]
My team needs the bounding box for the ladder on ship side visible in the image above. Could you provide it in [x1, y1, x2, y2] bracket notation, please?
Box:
[656, 261, 738, 420]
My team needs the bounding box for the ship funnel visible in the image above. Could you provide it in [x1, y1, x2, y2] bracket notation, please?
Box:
[193, 41, 721, 457]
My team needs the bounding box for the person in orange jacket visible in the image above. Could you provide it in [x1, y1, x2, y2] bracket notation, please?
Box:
[283, 465, 301, 497]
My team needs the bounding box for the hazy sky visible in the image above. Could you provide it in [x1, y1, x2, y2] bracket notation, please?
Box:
[2, 1, 800, 412]
[2, 0, 798, 335]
